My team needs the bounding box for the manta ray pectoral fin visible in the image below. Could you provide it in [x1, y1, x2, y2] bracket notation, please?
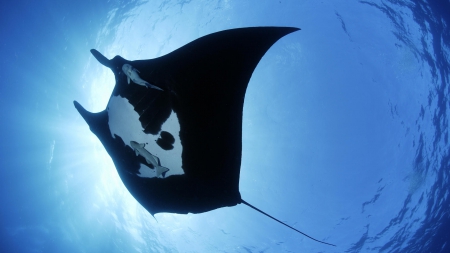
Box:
[127, 76, 130, 84]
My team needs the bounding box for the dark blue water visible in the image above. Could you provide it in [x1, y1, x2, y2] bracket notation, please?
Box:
[348, 1, 450, 252]
[0, 0, 448, 252]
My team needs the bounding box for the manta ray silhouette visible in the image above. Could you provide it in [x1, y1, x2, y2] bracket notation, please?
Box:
[74, 27, 335, 246]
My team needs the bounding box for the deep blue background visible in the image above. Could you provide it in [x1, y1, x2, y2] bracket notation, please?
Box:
[1, 0, 449, 252]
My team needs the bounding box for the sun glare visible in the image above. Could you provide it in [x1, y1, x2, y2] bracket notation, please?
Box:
[90, 66, 115, 112]
[71, 58, 137, 221]
[72, 3, 202, 242]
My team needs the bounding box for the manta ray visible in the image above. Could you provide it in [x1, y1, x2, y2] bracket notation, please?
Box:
[74, 27, 335, 246]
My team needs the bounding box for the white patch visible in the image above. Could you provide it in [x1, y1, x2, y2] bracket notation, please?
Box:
[107, 95, 183, 177]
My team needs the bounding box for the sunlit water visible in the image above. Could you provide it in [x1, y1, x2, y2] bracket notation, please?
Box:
[1, 0, 449, 252]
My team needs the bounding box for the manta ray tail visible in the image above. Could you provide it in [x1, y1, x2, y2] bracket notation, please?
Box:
[240, 199, 336, 247]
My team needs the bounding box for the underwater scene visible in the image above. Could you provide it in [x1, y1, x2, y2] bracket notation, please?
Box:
[1, 0, 449, 252]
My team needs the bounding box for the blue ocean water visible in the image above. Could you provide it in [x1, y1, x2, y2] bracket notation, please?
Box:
[0, 0, 449, 252]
